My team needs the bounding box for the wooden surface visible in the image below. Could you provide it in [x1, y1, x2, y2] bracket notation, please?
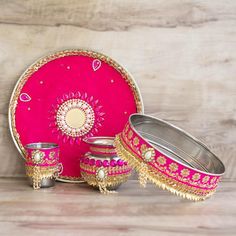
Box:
[0, 178, 235, 236]
[0, 1, 236, 234]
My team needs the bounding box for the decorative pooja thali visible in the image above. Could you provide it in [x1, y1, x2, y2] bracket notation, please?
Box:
[9, 49, 143, 182]
[8, 48, 225, 201]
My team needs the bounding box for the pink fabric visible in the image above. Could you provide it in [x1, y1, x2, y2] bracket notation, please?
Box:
[15, 55, 138, 179]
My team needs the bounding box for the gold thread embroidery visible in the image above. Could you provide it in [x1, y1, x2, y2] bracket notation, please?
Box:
[169, 163, 178, 172]
[181, 169, 190, 177]
[128, 130, 133, 139]
[114, 135, 217, 201]
[140, 144, 147, 152]
[133, 137, 139, 146]
[156, 156, 166, 165]
[192, 173, 201, 181]
[121, 131, 217, 189]
[202, 176, 210, 183]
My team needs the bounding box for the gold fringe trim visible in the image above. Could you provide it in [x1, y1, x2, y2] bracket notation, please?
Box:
[98, 181, 117, 195]
[114, 135, 216, 201]
[25, 165, 58, 190]
[138, 162, 148, 187]
[81, 171, 131, 194]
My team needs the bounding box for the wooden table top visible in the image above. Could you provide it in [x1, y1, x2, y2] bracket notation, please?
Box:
[0, 178, 235, 236]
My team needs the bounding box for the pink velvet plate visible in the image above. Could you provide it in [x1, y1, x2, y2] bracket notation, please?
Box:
[9, 49, 143, 182]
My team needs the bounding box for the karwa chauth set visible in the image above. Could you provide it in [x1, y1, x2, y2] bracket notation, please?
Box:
[9, 49, 225, 201]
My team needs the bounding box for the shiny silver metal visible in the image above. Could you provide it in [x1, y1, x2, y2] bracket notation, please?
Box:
[28, 177, 55, 188]
[83, 136, 115, 146]
[130, 114, 225, 176]
[25, 142, 58, 149]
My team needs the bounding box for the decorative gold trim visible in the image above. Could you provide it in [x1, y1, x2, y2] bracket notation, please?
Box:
[56, 98, 95, 137]
[9, 49, 143, 182]
[25, 165, 58, 189]
[122, 128, 218, 189]
[81, 170, 131, 194]
[142, 147, 155, 162]
[31, 150, 45, 164]
[114, 135, 216, 201]
[90, 146, 116, 154]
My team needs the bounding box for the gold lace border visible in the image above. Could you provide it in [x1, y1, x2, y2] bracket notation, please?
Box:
[25, 165, 58, 178]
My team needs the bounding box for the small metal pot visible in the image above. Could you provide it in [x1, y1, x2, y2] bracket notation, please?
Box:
[81, 137, 132, 194]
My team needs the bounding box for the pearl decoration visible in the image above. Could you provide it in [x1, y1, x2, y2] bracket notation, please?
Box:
[142, 148, 155, 162]
[97, 169, 105, 179]
[56, 98, 95, 137]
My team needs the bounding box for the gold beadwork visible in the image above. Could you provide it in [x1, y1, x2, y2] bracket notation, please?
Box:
[49, 151, 56, 159]
[121, 132, 217, 189]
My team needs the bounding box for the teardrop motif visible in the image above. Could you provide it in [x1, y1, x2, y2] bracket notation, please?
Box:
[92, 59, 101, 71]
[20, 93, 31, 102]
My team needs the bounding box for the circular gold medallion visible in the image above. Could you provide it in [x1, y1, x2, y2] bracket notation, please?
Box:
[56, 99, 95, 137]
